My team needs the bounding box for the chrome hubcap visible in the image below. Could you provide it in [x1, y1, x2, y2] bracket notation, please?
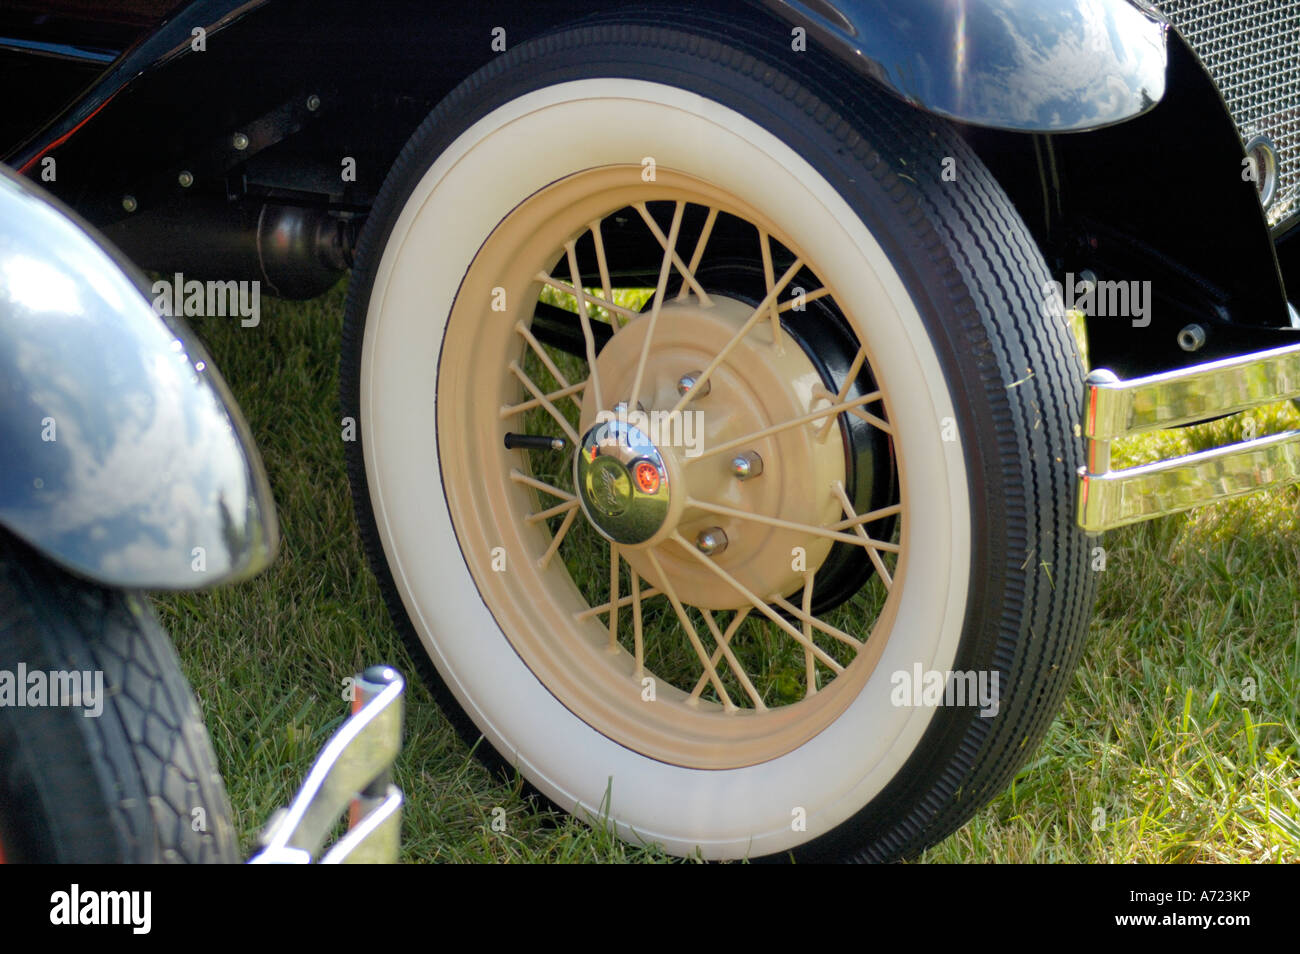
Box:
[575, 417, 672, 545]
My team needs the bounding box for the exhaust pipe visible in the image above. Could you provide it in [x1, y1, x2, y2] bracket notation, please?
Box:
[101, 198, 355, 300]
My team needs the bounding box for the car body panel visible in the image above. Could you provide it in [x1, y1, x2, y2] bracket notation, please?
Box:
[1, 0, 1170, 186]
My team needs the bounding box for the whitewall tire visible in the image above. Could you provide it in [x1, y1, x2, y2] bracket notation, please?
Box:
[341, 19, 1094, 861]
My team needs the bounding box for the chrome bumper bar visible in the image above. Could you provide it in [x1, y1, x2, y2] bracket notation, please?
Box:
[1078, 341, 1300, 532]
[249, 665, 404, 864]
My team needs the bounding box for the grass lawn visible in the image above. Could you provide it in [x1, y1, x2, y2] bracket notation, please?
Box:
[154, 279, 1300, 863]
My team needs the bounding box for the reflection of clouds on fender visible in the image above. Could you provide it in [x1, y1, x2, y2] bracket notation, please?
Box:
[885, 0, 1166, 131]
[961, 0, 1162, 128]
[0, 169, 275, 588]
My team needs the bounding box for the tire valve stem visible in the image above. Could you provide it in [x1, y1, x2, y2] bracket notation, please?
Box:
[731, 451, 763, 481]
[695, 527, 728, 556]
[504, 433, 567, 452]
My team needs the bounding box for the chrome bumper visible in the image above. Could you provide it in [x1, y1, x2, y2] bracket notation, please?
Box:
[249, 666, 404, 864]
[1077, 341, 1300, 532]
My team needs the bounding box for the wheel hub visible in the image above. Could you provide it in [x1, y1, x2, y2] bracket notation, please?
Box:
[577, 295, 846, 609]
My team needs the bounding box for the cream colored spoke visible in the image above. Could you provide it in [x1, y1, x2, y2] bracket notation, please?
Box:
[627, 201, 686, 408]
[574, 584, 664, 621]
[699, 609, 766, 709]
[631, 569, 645, 680]
[845, 405, 894, 435]
[831, 480, 895, 590]
[634, 202, 712, 306]
[687, 390, 880, 463]
[670, 532, 844, 673]
[564, 240, 604, 410]
[510, 469, 575, 501]
[536, 506, 578, 570]
[526, 498, 579, 525]
[516, 321, 585, 411]
[646, 549, 736, 710]
[668, 256, 804, 415]
[516, 321, 572, 388]
[767, 592, 864, 652]
[499, 379, 586, 418]
[685, 496, 888, 548]
[802, 570, 816, 696]
[688, 608, 754, 703]
[608, 541, 620, 649]
[589, 219, 615, 312]
[828, 502, 903, 531]
[806, 384, 889, 436]
[759, 231, 781, 345]
[777, 286, 832, 314]
[815, 347, 869, 440]
[534, 271, 642, 324]
[508, 360, 581, 446]
[676, 207, 719, 302]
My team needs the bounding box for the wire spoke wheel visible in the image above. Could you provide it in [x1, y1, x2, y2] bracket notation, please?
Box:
[457, 175, 902, 767]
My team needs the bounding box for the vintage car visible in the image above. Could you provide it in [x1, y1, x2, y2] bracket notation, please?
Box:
[3, 0, 1297, 862]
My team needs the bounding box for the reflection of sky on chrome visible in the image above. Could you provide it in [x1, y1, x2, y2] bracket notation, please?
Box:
[0, 171, 255, 584]
[969, 0, 1159, 127]
[37, 344, 248, 579]
[1, 255, 80, 315]
[899, 0, 1164, 130]
[952, 0, 968, 113]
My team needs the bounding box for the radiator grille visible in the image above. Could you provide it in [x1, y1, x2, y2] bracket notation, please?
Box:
[1157, 0, 1300, 225]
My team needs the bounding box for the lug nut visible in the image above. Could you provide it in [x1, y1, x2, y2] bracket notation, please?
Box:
[695, 527, 728, 556]
[232, 132, 250, 150]
[306, 94, 321, 112]
[731, 451, 763, 480]
[677, 371, 710, 398]
[177, 170, 194, 188]
[121, 195, 137, 213]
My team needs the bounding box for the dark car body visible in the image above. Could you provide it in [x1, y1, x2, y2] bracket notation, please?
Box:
[2, 1, 1294, 379]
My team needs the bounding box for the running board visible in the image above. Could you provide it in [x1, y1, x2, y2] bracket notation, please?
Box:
[1078, 341, 1300, 532]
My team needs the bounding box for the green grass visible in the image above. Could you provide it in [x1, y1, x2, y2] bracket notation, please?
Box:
[155, 281, 1300, 863]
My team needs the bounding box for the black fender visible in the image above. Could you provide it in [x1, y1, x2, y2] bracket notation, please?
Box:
[0, 166, 278, 588]
[6, 0, 1168, 224]
[763, 0, 1168, 131]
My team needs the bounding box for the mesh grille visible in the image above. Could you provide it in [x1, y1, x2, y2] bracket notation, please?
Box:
[1157, 0, 1300, 224]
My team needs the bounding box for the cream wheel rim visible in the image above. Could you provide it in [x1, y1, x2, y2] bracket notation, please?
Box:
[438, 167, 908, 769]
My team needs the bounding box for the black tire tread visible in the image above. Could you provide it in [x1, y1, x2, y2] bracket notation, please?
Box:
[0, 534, 238, 863]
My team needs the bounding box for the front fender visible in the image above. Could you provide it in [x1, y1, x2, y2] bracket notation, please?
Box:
[767, 0, 1169, 131]
[0, 166, 278, 589]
